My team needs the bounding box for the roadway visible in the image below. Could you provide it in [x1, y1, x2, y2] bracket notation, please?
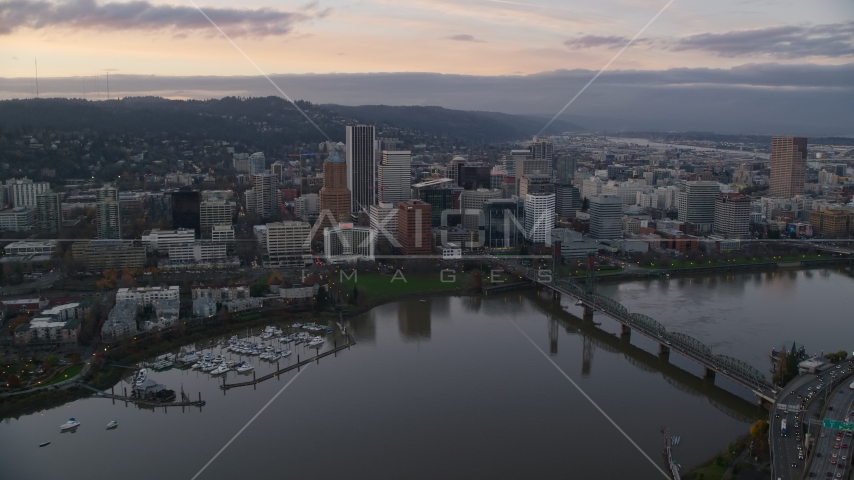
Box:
[807, 362, 854, 480]
[771, 373, 825, 480]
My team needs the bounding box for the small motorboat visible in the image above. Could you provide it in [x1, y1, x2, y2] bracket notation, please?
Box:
[236, 363, 254, 373]
[135, 368, 147, 386]
[308, 337, 324, 348]
[106, 420, 118, 429]
[39, 442, 50, 447]
[60, 418, 80, 431]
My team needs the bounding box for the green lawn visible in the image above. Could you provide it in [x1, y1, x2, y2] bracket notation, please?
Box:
[42, 364, 84, 386]
[338, 272, 469, 298]
[640, 253, 831, 270]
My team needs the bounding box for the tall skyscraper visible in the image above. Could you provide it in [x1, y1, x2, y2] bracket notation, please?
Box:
[460, 189, 502, 232]
[677, 181, 719, 230]
[397, 200, 432, 256]
[530, 136, 553, 161]
[524, 192, 555, 244]
[378, 150, 411, 205]
[714, 193, 751, 237]
[555, 156, 576, 184]
[171, 189, 201, 237]
[769, 136, 807, 198]
[346, 125, 377, 214]
[97, 201, 122, 239]
[588, 194, 622, 240]
[248, 152, 266, 175]
[97, 184, 118, 203]
[265, 221, 312, 268]
[448, 156, 467, 185]
[35, 191, 62, 233]
[245, 174, 279, 219]
[555, 184, 581, 220]
[319, 152, 351, 226]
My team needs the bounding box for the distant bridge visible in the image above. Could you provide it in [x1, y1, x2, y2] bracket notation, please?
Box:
[516, 267, 776, 404]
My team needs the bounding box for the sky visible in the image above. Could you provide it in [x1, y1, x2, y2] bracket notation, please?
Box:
[1, 0, 853, 133]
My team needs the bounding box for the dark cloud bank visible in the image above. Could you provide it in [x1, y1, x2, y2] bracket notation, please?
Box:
[4, 63, 851, 135]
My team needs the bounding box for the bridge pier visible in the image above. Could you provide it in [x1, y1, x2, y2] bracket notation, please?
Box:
[620, 324, 631, 339]
[658, 343, 670, 359]
[583, 305, 594, 323]
[703, 366, 716, 381]
[552, 289, 561, 301]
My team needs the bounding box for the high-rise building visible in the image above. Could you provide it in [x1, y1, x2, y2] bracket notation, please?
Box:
[35, 191, 62, 233]
[397, 200, 432, 256]
[346, 125, 377, 214]
[713, 193, 751, 237]
[555, 184, 581, 220]
[97, 184, 118, 203]
[515, 158, 551, 195]
[484, 198, 524, 248]
[171, 189, 201, 237]
[294, 193, 319, 221]
[370, 202, 398, 248]
[412, 178, 456, 227]
[448, 156, 467, 185]
[270, 161, 287, 182]
[588, 194, 622, 240]
[460, 189, 502, 232]
[677, 181, 719, 230]
[769, 136, 807, 198]
[245, 174, 279, 219]
[530, 136, 553, 161]
[378, 150, 411, 205]
[323, 224, 376, 263]
[555, 156, 576, 184]
[519, 174, 554, 198]
[248, 152, 266, 175]
[524, 193, 555, 244]
[97, 200, 121, 239]
[6, 178, 50, 208]
[200, 200, 232, 236]
[458, 164, 491, 190]
[264, 221, 312, 267]
[319, 152, 351, 227]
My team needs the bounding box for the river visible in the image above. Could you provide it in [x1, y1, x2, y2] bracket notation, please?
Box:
[1, 268, 852, 479]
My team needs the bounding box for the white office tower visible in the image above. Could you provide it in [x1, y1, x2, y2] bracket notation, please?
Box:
[323, 224, 376, 263]
[245, 174, 279, 218]
[370, 202, 398, 248]
[97, 200, 121, 239]
[346, 125, 377, 213]
[248, 152, 266, 175]
[588, 194, 622, 240]
[378, 150, 412, 205]
[581, 178, 603, 200]
[524, 193, 555, 244]
[200, 200, 232, 236]
[7, 178, 50, 208]
[265, 221, 312, 268]
[677, 181, 720, 230]
[35, 191, 62, 233]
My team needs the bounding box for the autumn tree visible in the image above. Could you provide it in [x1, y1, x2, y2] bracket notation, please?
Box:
[7, 373, 21, 388]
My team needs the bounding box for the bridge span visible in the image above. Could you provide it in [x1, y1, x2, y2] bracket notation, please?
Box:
[514, 267, 776, 404]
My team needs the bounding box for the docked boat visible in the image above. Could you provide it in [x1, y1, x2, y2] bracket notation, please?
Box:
[106, 420, 118, 429]
[60, 418, 80, 431]
[135, 368, 147, 386]
[308, 337, 324, 348]
[236, 363, 254, 373]
[210, 365, 230, 375]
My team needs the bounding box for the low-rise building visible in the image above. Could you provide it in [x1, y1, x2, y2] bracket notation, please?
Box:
[323, 223, 376, 264]
[71, 240, 146, 270]
[809, 209, 854, 237]
[14, 317, 80, 345]
[279, 283, 320, 300]
[102, 300, 139, 341]
[191, 285, 249, 302]
[116, 286, 180, 307]
[142, 228, 196, 253]
[0, 206, 36, 231]
[435, 242, 462, 260]
[192, 297, 218, 317]
[4, 240, 57, 256]
[167, 241, 227, 263]
[0, 296, 50, 314]
[222, 297, 263, 313]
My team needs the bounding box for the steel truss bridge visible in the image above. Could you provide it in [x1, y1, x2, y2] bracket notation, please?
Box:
[522, 269, 776, 403]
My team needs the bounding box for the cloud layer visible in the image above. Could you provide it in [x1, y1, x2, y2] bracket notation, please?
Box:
[672, 22, 854, 58]
[0, 0, 328, 37]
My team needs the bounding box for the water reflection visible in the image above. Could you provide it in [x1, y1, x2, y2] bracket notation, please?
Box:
[398, 300, 431, 341]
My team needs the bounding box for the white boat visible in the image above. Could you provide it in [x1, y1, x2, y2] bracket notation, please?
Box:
[60, 418, 80, 431]
[191, 362, 202, 369]
[202, 363, 217, 372]
[210, 365, 230, 375]
[308, 337, 324, 348]
[281, 350, 292, 357]
[135, 368, 147, 386]
[236, 363, 254, 373]
[106, 420, 118, 429]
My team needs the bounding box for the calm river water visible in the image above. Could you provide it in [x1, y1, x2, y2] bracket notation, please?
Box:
[2, 268, 853, 479]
